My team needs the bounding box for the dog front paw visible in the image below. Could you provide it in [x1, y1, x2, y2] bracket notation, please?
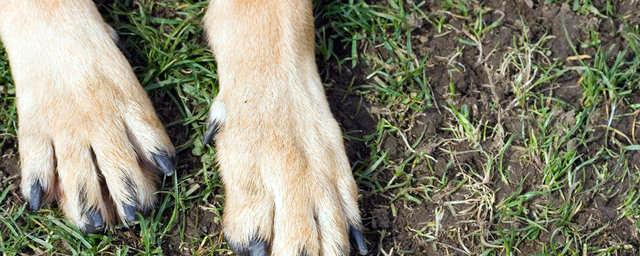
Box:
[1, 0, 174, 231]
[204, 98, 367, 255]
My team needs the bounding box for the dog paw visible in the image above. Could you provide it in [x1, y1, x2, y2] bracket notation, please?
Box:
[1, 1, 174, 232]
[204, 98, 368, 255]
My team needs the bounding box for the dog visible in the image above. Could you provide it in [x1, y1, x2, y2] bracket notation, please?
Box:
[0, 0, 367, 255]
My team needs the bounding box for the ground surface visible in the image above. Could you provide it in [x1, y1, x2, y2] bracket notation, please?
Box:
[1, 0, 640, 255]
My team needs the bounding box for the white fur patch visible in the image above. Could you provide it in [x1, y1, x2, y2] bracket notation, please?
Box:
[208, 100, 226, 124]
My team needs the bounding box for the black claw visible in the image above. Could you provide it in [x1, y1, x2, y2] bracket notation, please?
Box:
[298, 249, 310, 256]
[202, 120, 221, 146]
[247, 240, 267, 256]
[28, 181, 43, 211]
[228, 237, 268, 256]
[123, 203, 137, 222]
[151, 151, 175, 177]
[84, 210, 104, 233]
[349, 225, 368, 255]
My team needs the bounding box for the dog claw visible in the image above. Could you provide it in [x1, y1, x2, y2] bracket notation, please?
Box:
[28, 181, 43, 211]
[229, 238, 268, 256]
[349, 225, 368, 255]
[203, 120, 221, 146]
[123, 203, 137, 222]
[84, 210, 104, 233]
[152, 151, 175, 177]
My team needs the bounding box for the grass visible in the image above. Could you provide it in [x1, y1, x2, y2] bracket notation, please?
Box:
[1, 0, 639, 255]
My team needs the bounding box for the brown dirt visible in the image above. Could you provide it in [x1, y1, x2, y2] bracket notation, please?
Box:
[1, 0, 639, 255]
[0, 148, 19, 186]
[318, 0, 640, 255]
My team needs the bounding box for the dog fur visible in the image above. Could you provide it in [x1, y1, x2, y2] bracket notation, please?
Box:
[0, 0, 366, 254]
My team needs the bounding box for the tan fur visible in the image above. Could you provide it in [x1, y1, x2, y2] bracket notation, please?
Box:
[1, 0, 364, 252]
[0, 0, 174, 228]
[205, 0, 362, 255]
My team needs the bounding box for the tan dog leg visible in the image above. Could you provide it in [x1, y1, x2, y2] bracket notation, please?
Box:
[203, 0, 367, 255]
[0, 0, 175, 231]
